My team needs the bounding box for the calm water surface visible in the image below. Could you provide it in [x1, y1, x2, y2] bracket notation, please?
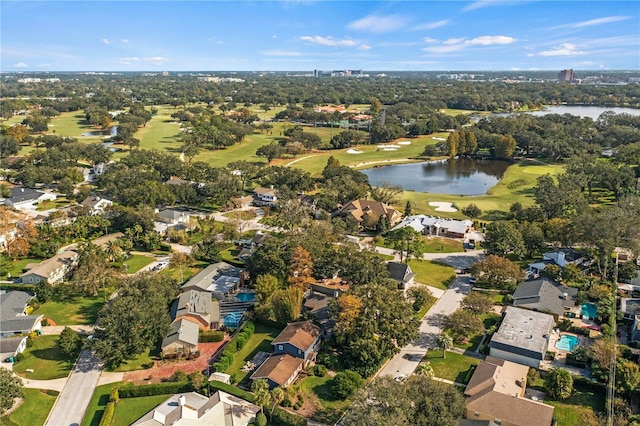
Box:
[362, 158, 510, 195]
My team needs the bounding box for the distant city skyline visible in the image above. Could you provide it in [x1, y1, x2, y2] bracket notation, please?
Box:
[1, 1, 639, 72]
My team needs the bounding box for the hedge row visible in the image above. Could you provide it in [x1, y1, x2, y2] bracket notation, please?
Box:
[0, 284, 36, 292]
[118, 381, 192, 398]
[208, 381, 255, 403]
[213, 321, 256, 372]
[98, 402, 115, 426]
[200, 331, 225, 342]
[267, 407, 308, 426]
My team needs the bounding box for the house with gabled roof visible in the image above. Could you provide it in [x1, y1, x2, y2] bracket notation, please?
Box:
[81, 195, 113, 215]
[249, 354, 304, 389]
[464, 356, 554, 426]
[19, 250, 78, 285]
[337, 199, 401, 229]
[528, 248, 585, 275]
[161, 318, 199, 358]
[131, 390, 260, 426]
[181, 262, 246, 300]
[387, 261, 417, 289]
[272, 320, 321, 364]
[2, 187, 57, 211]
[0, 291, 43, 337]
[512, 277, 578, 320]
[171, 289, 212, 329]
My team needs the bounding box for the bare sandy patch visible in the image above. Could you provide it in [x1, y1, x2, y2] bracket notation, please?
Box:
[428, 201, 457, 212]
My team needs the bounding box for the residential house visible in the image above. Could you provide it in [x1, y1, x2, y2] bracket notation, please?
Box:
[272, 320, 322, 365]
[512, 277, 578, 320]
[620, 299, 640, 321]
[81, 195, 113, 215]
[487, 307, 554, 368]
[464, 356, 554, 426]
[20, 250, 78, 285]
[387, 262, 417, 289]
[181, 262, 246, 300]
[250, 354, 305, 389]
[2, 187, 57, 211]
[0, 336, 28, 362]
[392, 214, 474, 238]
[0, 207, 31, 253]
[253, 186, 278, 207]
[528, 248, 585, 275]
[171, 290, 213, 329]
[131, 391, 260, 426]
[157, 208, 190, 225]
[75, 167, 91, 182]
[337, 199, 401, 229]
[161, 318, 199, 358]
[0, 291, 43, 337]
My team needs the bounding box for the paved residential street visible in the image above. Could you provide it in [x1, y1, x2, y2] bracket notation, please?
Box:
[378, 276, 474, 379]
[45, 350, 103, 426]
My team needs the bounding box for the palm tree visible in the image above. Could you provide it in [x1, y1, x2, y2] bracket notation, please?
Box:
[105, 241, 123, 262]
[416, 363, 434, 379]
[437, 332, 453, 359]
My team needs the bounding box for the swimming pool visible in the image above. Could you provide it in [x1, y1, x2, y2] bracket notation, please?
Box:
[223, 312, 244, 328]
[236, 292, 256, 302]
[581, 303, 597, 320]
[555, 334, 580, 352]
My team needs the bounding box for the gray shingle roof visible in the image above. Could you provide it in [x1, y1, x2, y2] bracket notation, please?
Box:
[386, 262, 416, 284]
[512, 277, 578, 317]
[161, 318, 199, 349]
[7, 187, 43, 203]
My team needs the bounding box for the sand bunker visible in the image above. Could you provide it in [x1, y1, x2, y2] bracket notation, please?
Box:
[429, 201, 458, 212]
[397, 141, 412, 145]
[377, 144, 401, 149]
[433, 137, 446, 141]
[346, 149, 363, 154]
[382, 147, 398, 151]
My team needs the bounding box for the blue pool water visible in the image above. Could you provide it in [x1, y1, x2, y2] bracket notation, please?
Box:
[555, 334, 580, 352]
[581, 303, 597, 320]
[236, 292, 256, 302]
[223, 312, 244, 328]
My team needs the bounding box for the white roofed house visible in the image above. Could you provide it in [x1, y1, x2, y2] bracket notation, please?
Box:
[181, 262, 246, 300]
[391, 214, 474, 238]
[81, 195, 113, 215]
[528, 248, 585, 275]
[19, 250, 78, 285]
[253, 186, 278, 207]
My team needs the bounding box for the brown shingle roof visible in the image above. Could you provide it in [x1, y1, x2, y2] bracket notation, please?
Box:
[465, 356, 554, 426]
[250, 354, 303, 387]
[19, 250, 77, 281]
[272, 321, 321, 352]
[339, 199, 400, 223]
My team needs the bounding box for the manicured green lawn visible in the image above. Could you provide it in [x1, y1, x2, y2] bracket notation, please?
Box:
[36, 198, 72, 211]
[0, 388, 58, 426]
[112, 394, 172, 426]
[82, 382, 125, 426]
[225, 322, 281, 384]
[12, 335, 75, 380]
[134, 105, 183, 153]
[220, 247, 244, 266]
[300, 375, 351, 423]
[108, 348, 155, 373]
[407, 259, 457, 290]
[421, 236, 464, 253]
[33, 294, 106, 325]
[425, 350, 480, 384]
[546, 386, 605, 426]
[123, 254, 154, 274]
[2, 258, 41, 279]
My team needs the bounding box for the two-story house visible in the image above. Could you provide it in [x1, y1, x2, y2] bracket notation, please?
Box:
[253, 186, 278, 207]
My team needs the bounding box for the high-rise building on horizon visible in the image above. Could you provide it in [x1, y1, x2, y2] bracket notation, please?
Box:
[558, 69, 575, 82]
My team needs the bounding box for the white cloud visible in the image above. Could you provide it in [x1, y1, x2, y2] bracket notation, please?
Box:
[261, 50, 303, 57]
[462, 0, 502, 12]
[347, 14, 407, 33]
[423, 37, 438, 44]
[358, 44, 372, 51]
[424, 35, 516, 54]
[467, 35, 516, 46]
[537, 43, 586, 57]
[272, 35, 277, 38]
[101, 38, 110, 45]
[12, 62, 28, 68]
[412, 19, 450, 31]
[300, 35, 356, 47]
[563, 15, 631, 29]
[118, 57, 141, 65]
[144, 56, 169, 65]
[121, 39, 129, 44]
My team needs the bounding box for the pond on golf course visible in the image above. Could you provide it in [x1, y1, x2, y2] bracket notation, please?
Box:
[361, 158, 511, 195]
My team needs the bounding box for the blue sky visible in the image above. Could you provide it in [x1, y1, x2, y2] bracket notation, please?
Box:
[2, 1, 639, 71]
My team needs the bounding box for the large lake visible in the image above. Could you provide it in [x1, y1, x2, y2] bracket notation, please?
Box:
[362, 158, 511, 195]
[475, 105, 640, 121]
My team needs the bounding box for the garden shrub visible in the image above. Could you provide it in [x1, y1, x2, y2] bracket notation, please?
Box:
[255, 412, 268, 426]
[244, 321, 255, 335]
[118, 382, 191, 398]
[224, 340, 237, 353]
[171, 371, 189, 383]
[235, 334, 247, 350]
[332, 370, 363, 398]
[314, 365, 328, 377]
[199, 331, 225, 342]
[98, 402, 115, 426]
[267, 407, 307, 426]
[212, 362, 225, 372]
[108, 387, 119, 404]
